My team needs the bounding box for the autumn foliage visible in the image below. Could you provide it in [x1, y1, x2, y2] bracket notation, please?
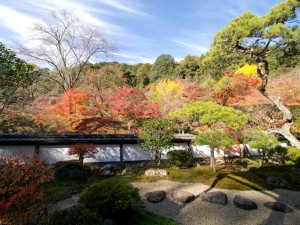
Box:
[35, 88, 101, 132]
[107, 86, 161, 132]
[69, 143, 98, 165]
[0, 154, 53, 224]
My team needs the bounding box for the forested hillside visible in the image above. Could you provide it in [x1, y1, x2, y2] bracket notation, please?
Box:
[0, 0, 299, 146]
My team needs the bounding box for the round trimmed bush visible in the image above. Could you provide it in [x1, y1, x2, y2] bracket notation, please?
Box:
[46, 205, 103, 225]
[167, 150, 193, 168]
[54, 161, 90, 179]
[79, 179, 140, 217]
[287, 146, 300, 166]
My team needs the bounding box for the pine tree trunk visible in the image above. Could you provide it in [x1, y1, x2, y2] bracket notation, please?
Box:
[257, 62, 300, 149]
[210, 148, 216, 173]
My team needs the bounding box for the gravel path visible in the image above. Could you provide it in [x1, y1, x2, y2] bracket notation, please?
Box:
[132, 180, 300, 225]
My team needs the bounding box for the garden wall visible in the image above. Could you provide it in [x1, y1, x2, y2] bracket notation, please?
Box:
[0, 143, 244, 164]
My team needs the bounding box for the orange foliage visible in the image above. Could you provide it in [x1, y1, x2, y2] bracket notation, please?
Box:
[0, 154, 53, 224]
[35, 88, 101, 132]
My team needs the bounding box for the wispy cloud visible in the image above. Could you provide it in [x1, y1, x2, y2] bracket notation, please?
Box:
[113, 52, 156, 64]
[96, 0, 149, 18]
[0, 5, 40, 41]
[172, 39, 209, 54]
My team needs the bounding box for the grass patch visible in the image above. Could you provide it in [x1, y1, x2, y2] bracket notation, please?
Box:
[130, 164, 300, 191]
[121, 204, 179, 225]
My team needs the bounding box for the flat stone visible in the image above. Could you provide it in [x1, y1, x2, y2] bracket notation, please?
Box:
[264, 201, 293, 213]
[144, 169, 168, 177]
[200, 191, 228, 205]
[103, 219, 116, 225]
[171, 191, 195, 203]
[145, 190, 166, 203]
[266, 176, 289, 187]
[233, 195, 257, 210]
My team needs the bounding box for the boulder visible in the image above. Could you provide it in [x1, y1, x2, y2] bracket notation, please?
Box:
[200, 191, 228, 205]
[264, 201, 293, 213]
[103, 219, 116, 225]
[144, 169, 168, 177]
[233, 195, 257, 210]
[121, 167, 135, 175]
[145, 190, 166, 203]
[54, 161, 87, 179]
[266, 176, 289, 187]
[99, 164, 117, 176]
[171, 191, 195, 203]
[295, 204, 300, 210]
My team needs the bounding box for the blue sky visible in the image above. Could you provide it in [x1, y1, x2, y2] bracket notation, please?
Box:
[0, 0, 284, 65]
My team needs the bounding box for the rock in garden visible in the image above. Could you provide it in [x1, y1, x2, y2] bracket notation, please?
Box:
[171, 191, 195, 203]
[99, 164, 117, 176]
[103, 219, 116, 225]
[233, 195, 257, 210]
[121, 167, 134, 175]
[264, 201, 293, 213]
[144, 169, 168, 176]
[295, 204, 300, 210]
[266, 176, 289, 187]
[200, 191, 228, 205]
[54, 161, 87, 179]
[145, 190, 166, 203]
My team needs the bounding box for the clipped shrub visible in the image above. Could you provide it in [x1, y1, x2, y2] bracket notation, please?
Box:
[79, 180, 140, 217]
[46, 205, 103, 225]
[268, 145, 288, 164]
[54, 160, 90, 180]
[287, 147, 300, 166]
[167, 150, 193, 168]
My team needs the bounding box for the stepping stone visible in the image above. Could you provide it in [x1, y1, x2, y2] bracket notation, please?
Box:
[264, 201, 293, 213]
[200, 191, 228, 205]
[171, 191, 195, 203]
[266, 176, 289, 187]
[233, 195, 257, 210]
[145, 190, 166, 203]
[145, 169, 168, 176]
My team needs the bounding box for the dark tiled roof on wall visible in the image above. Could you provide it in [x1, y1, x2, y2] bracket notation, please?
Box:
[0, 134, 139, 145]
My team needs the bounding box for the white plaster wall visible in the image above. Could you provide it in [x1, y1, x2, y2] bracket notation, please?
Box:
[123, 144, 152, 161]
[0, 145, 35, 157]
[40, 144, 121, 163]
[40, 145, 77, 164]
[191, 145, 211, 158]
[87, 144, 120, 162]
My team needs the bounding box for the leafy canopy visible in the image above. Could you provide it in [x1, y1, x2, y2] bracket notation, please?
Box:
[202, 0, 300, 76]
[168, 101, 249, 130]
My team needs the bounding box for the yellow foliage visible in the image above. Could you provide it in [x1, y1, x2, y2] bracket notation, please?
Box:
[235, 64, 257, 77]
[150, 79, 183, 102]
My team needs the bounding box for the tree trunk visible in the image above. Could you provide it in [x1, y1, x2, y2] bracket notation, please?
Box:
[79, 154, 84, 166]
[210, 148, 216, 173]
[257, 62, 300, 149]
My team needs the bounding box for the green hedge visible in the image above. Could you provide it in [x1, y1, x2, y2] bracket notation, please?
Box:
[46, 205, 102, 225]
[79, 179, 140, 217]
[167, 150, 193, 168]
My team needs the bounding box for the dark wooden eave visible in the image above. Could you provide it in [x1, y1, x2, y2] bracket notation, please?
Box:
[0, 134, 139, 145]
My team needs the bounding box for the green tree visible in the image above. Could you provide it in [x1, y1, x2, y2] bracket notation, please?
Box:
[0, 42, 39, 113]
[193, 129, 235, 172]
[175, 55, 200, 80]
[242, 129, 280, 167]
[150, 54, 176, 82]
[139, 118, 174, 166]
[135, 63, 151, 89]
[169, 101, 248, 172]
[204, 0, 300, 148]
[168, 101, 249, 130]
